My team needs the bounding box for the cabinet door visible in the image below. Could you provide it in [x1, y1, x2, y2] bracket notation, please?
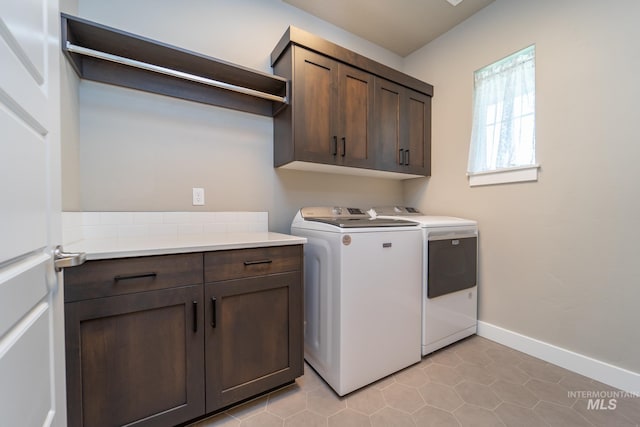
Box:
[374, 78, 432, 176]
[338, 63, 375, 168]
[65, 285, 205, 427]
[374, 78, 403, 171]
[205, 272, 303, 412]
[293, 47, 338, 164]
[403, 89, 432, 176]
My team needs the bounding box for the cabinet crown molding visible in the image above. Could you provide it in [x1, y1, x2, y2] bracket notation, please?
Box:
[271, 25, 433, 97]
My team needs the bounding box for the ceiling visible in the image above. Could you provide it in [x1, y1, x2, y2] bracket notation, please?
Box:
[282, 0, 495, 57]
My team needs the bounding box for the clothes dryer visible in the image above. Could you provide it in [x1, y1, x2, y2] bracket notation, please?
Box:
[372, 206, 478, 355]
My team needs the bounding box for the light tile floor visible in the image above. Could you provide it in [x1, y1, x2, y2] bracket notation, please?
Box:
[189, 336, 640, 426]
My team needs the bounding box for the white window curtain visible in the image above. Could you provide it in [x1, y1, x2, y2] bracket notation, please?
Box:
[468, 45, 536, 174]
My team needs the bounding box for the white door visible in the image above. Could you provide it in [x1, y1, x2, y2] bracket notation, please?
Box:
[0, 0, 66, 426]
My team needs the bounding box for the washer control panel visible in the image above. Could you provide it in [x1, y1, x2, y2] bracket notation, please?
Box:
[301, 207, 367, 219]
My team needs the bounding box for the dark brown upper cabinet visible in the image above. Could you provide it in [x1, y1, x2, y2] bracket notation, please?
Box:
[271, 26, 433, 179]
[374, 78, 432, 176]
[61, 14, 288, 116]
[275, 47, 375, 168]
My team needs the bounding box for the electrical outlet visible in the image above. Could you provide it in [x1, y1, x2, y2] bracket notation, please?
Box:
[192, 187, 205, 206]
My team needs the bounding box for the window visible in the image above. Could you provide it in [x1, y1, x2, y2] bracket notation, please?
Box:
[467, 45, 538, 186]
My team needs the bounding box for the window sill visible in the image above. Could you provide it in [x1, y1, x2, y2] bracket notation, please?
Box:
[468, 164, 539, 187]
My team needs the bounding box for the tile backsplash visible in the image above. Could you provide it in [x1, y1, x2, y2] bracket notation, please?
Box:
[62, 211, 269, 244]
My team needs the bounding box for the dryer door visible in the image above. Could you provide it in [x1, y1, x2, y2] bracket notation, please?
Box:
[427, 236, 477, 298]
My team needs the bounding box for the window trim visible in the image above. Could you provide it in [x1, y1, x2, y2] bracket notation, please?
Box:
[467, 164, 540, 187]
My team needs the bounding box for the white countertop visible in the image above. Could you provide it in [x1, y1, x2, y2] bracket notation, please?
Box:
[65, 232, 307, 260]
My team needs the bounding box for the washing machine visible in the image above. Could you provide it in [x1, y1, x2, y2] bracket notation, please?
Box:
[291, 207, 422, 396]
[372, 206, 478, 355]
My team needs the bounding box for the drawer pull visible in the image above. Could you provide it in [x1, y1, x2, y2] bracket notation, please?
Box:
[243, 259, 273, 266]
[193, 300, 198, 332]
[113, 272, 157, 281]
[211, 297, 217, 328]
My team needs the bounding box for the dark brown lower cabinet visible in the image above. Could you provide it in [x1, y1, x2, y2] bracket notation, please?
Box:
[204, 272, 303, 412]
[64, 285, 205, 427]
[64, 245, 304, 426]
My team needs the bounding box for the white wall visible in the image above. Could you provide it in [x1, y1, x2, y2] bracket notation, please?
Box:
[60, 0, 80, 210]
[64, 0, 640, 376]
[403, 0, 640, 373]
[65, 0, 406, 232]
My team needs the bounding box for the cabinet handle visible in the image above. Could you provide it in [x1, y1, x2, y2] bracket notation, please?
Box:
[114, 272, 157, 281]
[398, 148, 404, 166]
[211, 297, 217, 328]
[243, 259, 273, 266]
[192, 300, 198, 332]
[332, 136, 338, 156]
[405, 149, 410, 166]
[341, 137, 346, 157]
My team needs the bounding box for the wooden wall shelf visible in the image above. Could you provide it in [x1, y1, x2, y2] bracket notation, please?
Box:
[61, 14, 289, 116]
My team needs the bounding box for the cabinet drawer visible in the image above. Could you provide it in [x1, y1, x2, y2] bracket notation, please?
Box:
[64, 253, 203, 302]
[204, 245, 302, 282]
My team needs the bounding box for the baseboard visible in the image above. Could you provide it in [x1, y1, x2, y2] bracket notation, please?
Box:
[477, 321, 640, 394]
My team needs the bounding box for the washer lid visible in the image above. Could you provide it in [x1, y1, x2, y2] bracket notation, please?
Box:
[298, 207, 418, 228]
[305, 217, 418, 228]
